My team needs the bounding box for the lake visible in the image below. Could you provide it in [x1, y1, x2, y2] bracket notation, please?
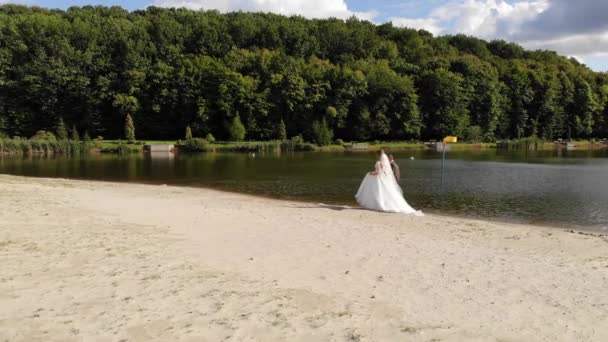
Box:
[1, 148, 607, 232]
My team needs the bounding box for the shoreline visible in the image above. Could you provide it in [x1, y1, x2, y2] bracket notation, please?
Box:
[3, 138, 607, 156]
[1, 175, 608, 341]
[1, 172, 606, 234]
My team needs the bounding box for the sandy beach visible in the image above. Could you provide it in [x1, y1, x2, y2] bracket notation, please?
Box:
[0, 175, 607, 341]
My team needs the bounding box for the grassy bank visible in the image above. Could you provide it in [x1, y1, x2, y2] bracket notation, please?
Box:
[3, 138, 605, 156]
[90, 139, 318, 153]
[93, 140, 503, 153]
[496, 138, 608, 151]
[0, 139, 93, 155]
[176, 139, 318, 152]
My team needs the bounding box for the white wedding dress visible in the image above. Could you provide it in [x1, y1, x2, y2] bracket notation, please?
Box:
[355, 154, 423, 215]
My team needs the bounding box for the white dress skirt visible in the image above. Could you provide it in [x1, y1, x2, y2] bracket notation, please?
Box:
[355, 155, 423, 215]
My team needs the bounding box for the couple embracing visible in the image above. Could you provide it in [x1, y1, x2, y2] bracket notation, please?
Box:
[355, 150, 423, 216]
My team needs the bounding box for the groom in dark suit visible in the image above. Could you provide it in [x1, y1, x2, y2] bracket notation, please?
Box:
[389, 155, 400, 184]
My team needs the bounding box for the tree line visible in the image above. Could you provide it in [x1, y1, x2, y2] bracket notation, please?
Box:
[1, 5, 607, 144]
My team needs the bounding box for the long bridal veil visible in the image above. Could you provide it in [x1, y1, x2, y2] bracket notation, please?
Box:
[355, 153, 423, 215]
[380, 153, 402, 195]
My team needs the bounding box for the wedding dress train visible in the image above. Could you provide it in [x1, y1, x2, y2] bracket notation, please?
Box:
[355, 154, 423, 215]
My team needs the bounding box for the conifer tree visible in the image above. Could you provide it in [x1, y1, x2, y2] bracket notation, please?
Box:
[125, 114, 136, 143]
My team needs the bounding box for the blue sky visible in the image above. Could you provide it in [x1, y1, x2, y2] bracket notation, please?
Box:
[7, 0, 608, 72]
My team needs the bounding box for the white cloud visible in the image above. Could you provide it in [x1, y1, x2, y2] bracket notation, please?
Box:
[520, 0, 608, 40]
[390, 0, 608, 71]
[391, 0, 548, 38]
[568, 55, 584, 64]
[389, 17, 443, 35]
[524, 32, 608, 56]
[153, 0, 377, 20]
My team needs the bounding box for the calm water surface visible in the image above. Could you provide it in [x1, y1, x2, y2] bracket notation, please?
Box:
[1, 149, 607, 231]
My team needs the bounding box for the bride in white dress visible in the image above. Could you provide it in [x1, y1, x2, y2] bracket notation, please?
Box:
[355, 150, 423, 215]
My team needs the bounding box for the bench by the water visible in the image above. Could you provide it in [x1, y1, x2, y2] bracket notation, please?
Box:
[144, 144, 174, 153]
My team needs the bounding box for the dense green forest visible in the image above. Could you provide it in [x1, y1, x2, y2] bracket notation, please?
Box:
[1, 5, 607, 143]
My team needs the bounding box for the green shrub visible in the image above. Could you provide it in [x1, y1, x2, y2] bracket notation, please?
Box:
[482, 133, 495, 143]
[311, 118, 333, 146]
[21, 140, 32, 154]
[281, 136, 317, 152]
[29, 140, 47, 153]
[116, 142, 130, 154]
[125, 113, 136, 143]
[291, 135, 304, 144]
[31, 130, 57, 141]
[205, 133, 216, 143]
[228, 114, 246, 141]
[465, 125, 482, 142]
[100, 141, 141, 154]
[180, 138, 211, 152]
[335, 138, 344, 145]
[278, 119, 287, 140]
[0, 138, 91, 155]
[291, 142, 317, 151]
[56, 117, 68, 140]
[71, 125, 80, 141]
[1, 139, 16, 153]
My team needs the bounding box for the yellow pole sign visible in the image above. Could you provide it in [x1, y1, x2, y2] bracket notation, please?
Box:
[443, 136, 458, 143]
[441, 136, 457, 186]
